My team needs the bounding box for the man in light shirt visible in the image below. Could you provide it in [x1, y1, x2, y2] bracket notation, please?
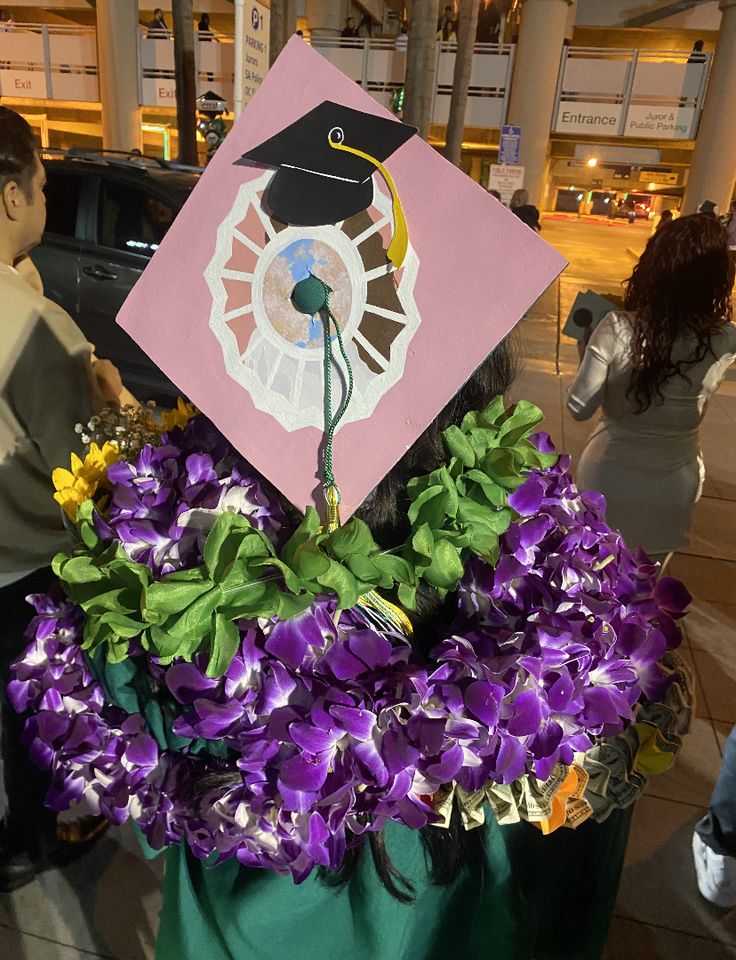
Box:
[0, 106, 122, 891]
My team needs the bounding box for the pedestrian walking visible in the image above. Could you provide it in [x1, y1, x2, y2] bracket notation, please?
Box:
[567, 214, 736, 562]
[340, 16, 358, 38]
[0, 107, 125, 892]
[655, 208, 674, 231]
[509, 188, 541, 231]
[198, 12, 215, 41]
[395, 22, 408, 51]
[724, 199, 736, 250]
[198, 13, 217, 81]
[147, 7, 169, 38]
[437, 5, 458, 41]
[476, 0, 500, 43]
[688, 39, 707, 63]
[693, 725, 736, 907]
[698, 199, 719, 217]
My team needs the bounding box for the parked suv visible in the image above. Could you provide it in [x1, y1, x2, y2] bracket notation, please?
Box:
[32, 149, 200, 402]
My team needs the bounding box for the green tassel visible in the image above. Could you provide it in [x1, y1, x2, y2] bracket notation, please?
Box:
[291, 273, 354, 504]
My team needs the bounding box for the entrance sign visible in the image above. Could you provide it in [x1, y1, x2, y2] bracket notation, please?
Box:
[554, 102, 623, 135]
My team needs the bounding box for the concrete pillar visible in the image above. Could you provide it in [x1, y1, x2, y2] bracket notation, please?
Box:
[96, 0, 141, 152]
[507, 0, 573, 207]
[306, 0, 347, 34]
[683, 0, 736, 214]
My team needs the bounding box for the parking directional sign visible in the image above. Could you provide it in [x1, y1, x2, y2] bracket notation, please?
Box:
[499, 125, 521, 166]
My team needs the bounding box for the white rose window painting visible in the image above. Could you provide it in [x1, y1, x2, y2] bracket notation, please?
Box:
[205, 101, 420, 433]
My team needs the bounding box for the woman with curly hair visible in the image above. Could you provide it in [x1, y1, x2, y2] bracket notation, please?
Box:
[567, 213, 736, 560]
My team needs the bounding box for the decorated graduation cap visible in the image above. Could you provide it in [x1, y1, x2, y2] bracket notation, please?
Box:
[15, 34, 694, 892]
[116, 35, 566, 521]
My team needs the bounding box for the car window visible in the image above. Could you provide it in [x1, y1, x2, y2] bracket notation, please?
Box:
[98, 178, 176, 257]
[43, 167, 83, 238]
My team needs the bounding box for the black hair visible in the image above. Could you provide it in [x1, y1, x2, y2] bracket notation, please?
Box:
[317, 336, 519, 899]
[624, 213, 733, 410]
[0, 106, 37, 200]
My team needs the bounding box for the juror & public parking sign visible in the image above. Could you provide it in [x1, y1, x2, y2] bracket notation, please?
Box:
[624, 105, 697, 139]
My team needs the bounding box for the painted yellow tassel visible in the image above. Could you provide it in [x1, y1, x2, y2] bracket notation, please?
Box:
[328, 138, 408, 270]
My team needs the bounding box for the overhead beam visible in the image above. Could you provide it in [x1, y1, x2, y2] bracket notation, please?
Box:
[625, 0, 712, 28]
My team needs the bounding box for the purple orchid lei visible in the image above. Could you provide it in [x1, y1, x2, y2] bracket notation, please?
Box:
[101, 414, 288, 575]
[9, 420, 689, 882]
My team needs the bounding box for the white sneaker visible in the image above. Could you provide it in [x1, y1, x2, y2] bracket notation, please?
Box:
[692, 830, 736, 908]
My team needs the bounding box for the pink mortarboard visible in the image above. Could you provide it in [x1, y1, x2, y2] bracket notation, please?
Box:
[117, 35, 566, 519]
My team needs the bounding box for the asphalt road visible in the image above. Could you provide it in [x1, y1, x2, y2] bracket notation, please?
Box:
[528, 216, 653, 323]
[542, 215, 652, 291]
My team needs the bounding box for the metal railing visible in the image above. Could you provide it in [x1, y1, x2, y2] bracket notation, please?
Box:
[309, 37, 515, 129]
[138, 28, 235, 107]
[0, 22, 98, 101]
[552, 45, 712, 139]
[0, 23, 714, 144]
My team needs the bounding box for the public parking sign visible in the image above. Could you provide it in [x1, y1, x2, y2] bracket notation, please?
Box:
[488, 164, 524, 204]
[499, 125, 521, 165]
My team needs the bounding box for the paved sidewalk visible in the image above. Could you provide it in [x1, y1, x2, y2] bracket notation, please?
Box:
[512, 291, 736, 960]
[1, 222, 735, 959]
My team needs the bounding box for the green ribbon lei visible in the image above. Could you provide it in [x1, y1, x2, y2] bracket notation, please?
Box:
[55, 398, 556, 678]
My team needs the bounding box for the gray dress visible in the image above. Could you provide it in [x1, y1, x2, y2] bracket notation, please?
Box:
[567, 311, 736, 554]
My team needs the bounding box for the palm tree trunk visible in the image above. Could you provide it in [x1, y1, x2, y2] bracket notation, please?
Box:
[445, 0, 480, 164]
[172, 0, 198, 165]
[270, 0, 286, 65]
[403, 0, 438, 140]
[284, 0, 298, 42]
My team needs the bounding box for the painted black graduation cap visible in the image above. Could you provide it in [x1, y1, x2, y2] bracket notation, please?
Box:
[236, 100, 417, 227]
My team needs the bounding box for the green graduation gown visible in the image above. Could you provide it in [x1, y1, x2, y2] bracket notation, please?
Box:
[154, 807, 632, 960]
